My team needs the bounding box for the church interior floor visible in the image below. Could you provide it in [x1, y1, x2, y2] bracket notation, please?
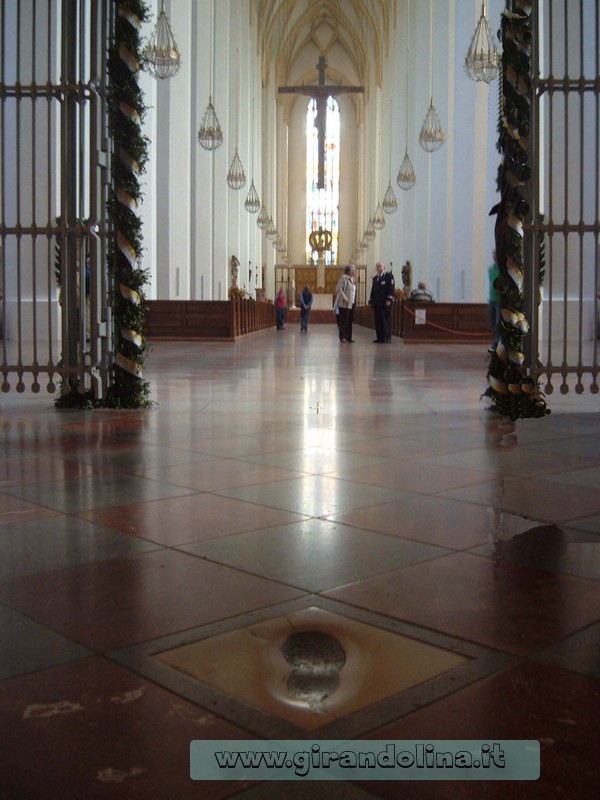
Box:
[1, 328, 599, 799]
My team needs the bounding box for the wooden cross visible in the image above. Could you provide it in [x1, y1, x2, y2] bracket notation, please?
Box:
[279, 56, 363, 189]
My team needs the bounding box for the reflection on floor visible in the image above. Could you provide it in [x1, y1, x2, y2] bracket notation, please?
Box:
[1, 330, 599, 799]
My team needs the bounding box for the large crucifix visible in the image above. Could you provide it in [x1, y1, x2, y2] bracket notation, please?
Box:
[279, 56, 363, 189]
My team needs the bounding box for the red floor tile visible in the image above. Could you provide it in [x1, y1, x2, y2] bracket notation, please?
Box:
[76, 493, 304, 545]
[325, 552, 600, 655]
[359, 661, 600, 799]
[0, 656, 255, 799]
[0, 549, 305, 650]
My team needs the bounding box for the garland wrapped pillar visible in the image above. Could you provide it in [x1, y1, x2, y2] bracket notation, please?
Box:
[106, 0, 151, 407]
[485, 0, 548, 420]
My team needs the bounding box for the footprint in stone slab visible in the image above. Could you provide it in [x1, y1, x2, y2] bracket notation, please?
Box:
[281, 630, 346, 705]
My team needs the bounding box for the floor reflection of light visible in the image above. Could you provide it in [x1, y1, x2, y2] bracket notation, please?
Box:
[302, 375, 338, 450]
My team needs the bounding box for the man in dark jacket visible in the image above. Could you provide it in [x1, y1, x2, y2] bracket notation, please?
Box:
[369, 262, 395, 342]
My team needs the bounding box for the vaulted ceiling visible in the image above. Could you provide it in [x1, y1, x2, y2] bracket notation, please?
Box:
[254, 0, 396, 93]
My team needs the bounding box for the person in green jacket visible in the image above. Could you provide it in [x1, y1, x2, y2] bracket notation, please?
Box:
[488, 251, 501, 353]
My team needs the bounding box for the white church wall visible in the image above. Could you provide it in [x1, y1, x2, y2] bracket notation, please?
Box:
[138, 60, 157, 300]
[381, 0, 504, 303]
[338, 94, 360, 265]
[244, 35, 264, 297]
[237, 8, 260, 298]
[208, 0, 231, 301]
[141, 0, 263, 302]
[191, 0, 214, 300]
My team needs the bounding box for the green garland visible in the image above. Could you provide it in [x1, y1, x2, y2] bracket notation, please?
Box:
[485, 1, 549, 420]
[105, 0, 152, 407]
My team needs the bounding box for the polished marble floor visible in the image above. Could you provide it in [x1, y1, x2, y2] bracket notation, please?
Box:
[1, 327, 599, 799]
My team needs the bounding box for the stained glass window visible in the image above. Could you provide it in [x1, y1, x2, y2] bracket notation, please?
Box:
[306, 96, 340, 265]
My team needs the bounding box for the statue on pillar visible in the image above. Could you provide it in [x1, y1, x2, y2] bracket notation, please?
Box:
[308, 226, 333, 289]
[230, 255, 240, 287]
[401, 260, 412, 293]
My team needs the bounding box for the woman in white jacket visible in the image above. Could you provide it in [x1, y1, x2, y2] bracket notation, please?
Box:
[335, 265, 356, 342]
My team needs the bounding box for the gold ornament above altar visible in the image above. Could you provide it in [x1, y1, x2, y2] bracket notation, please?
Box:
[308, 226, 333, 259]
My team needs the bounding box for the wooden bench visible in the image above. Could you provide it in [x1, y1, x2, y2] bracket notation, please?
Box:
[145, 299, 274, 340]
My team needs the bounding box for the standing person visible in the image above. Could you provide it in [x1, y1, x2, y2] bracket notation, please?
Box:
[369, 261, 395, 343]
[488, 251, 502, 353]
[346, 264, 357, 342]
[299, 284, 313, 332]
[275, 287, 287, 330]
[335, 265, 355, 343]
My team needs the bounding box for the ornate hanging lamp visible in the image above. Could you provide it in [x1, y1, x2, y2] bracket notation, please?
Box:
[380, 86, 398, 215]
[419, 99, 444, 152]
[266, 217, 277, 239]
[382, 104, 398, 213]
[198, 97, 223, 151]
[464, 1, 500, 83]
[398, 2, 416, 189]
[144, 0, 181, 80]
[227, 149, 246, 189]
[245, 100, 260, 211]
[364, 220, 376, 241]
[372, 203, 385, 230]
[261, 136, 279, 240]
[245, 180, 260, 213]
[382, 182, 398, 213]
[257, 204, 270, 230]
[397, 149, 416, 190]
[197, 1, 223, 150]
[227, 48, 246, 189]
[419, 0, 444, 153]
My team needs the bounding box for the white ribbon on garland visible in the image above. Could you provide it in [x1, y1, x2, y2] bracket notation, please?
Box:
[117, 230, 138, 268]
[118, 7, 142, 30]
[115, 353, 143, 378]
[121, 327, 143, 348]
[118, 43, 139, 73]
[119, 282, 141, 306]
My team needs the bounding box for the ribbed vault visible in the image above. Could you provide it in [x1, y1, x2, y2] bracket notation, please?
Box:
[256, 0, 395, 95]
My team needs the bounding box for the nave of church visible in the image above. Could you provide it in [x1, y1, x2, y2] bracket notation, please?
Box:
[1, 330, 599, 799]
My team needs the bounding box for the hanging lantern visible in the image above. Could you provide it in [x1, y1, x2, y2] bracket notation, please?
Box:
[227, 148, 246, 190]
[144, 1, 181, 80]
[397, 150, 416, 190]
[266, 218, 277, 239]
[382, 181, 398, 213]
[372, 203, 386, 230]
[227, 46, 246, 190]
[464, 1, 500, 84]
[364, 221, 376, 241]
[419, 1, 444, 153]
[244, 180, 260, 213]
[197, 96, 223, 150]
[419, 99, 444, 152]
[257, 204, 270, 229]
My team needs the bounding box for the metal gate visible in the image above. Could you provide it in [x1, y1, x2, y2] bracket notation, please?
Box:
[0, 0, 112, 398]
[526, 0, 600, 396]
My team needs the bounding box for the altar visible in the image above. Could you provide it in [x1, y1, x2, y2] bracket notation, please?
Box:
[311, 293, 336, 310]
